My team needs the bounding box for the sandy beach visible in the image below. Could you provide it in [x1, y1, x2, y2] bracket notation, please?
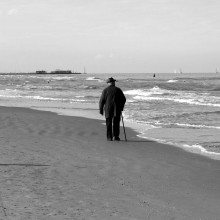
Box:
[0, 106, 220, 220]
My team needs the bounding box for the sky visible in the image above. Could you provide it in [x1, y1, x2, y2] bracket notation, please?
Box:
[0, 0, 220, 73]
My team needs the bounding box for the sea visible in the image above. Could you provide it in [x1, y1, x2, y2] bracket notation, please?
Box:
[1, 72, 220, 160]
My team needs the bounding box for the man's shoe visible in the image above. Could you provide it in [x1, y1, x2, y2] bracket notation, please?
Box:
[107, 138, 113, 141]
[114, 137, 120, 141]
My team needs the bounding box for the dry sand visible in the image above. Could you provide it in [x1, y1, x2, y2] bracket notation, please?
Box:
[0, 106, 220, 220]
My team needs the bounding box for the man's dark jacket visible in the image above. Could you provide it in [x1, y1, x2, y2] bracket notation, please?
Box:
[99, 85, 126, 118]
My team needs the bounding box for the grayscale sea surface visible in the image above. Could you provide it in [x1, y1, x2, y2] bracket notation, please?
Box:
[1, 72, 219, 159]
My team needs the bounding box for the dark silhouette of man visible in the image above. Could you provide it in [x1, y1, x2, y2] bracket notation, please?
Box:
[99, 77, 126, 141]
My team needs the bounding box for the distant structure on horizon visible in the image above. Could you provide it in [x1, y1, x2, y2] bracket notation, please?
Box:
[51, 70, 73, 74]
[36, 70, 47, 74]
[36, 69, 84, 74]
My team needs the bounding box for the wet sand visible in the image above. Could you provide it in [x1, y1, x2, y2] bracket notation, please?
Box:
[0, 106, 220, 219]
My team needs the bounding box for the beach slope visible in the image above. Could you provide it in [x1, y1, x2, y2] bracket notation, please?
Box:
[0, 106, 220, 219]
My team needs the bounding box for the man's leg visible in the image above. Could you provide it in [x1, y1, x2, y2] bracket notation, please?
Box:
[113, 116, 120, 140]
[106, 117, 113, 141]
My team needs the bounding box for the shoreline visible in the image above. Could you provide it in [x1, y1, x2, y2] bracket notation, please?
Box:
[1, 98, 220, 160]
[137, 131, 220, 161]
[0, 105, 220, 219]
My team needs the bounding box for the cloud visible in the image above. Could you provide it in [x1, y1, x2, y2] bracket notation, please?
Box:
[109, 53, 114, 58]
[7, 9, 18, 15]
[94, 53, 116, 61]
[94, 54, 105, 60]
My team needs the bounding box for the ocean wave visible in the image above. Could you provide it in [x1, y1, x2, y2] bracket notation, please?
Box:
[27, 96, 89, 103]
[29, 75, 77, 81]
[86, 77, 103, 82]
[131, 94, 220, 107]
[171, 98, 220, 107]
[86, 86, 98, 90]
[159, 111, 220, 121]
[185, 110, 220, 116]
[0, 93, 88, 103]
[183, 144, 220, 157]
[78, 85, 98, 90]
[137, 134, 220, 160]
[211, 87, 220, 91]
[170, 122, 220, 130]
[124, 86, 171, 96]
[167, 79, 178, 83]
[0, 94, 23, 98]
[0, 89, 22, 97]
[75, 95, 97, 100]
[30, 95, 88, 102]
[24, 85, 53, 90]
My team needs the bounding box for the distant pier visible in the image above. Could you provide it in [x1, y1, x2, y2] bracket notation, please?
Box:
[36, 70, 83, 74]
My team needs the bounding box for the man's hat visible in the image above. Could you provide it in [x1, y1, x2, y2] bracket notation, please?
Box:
[106, 77, 116, 83]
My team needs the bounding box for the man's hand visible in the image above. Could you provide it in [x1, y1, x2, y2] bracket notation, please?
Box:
[100, 110, 103, 115]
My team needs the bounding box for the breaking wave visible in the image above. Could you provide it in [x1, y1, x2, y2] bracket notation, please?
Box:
[86, 77, 103, 82]
[124, 87, 220, 107]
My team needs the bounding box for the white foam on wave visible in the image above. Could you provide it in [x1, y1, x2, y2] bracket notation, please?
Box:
[183, 144, 220, 159]
[25, 95, 87, 102]
[172, 97, 220, 107]
[137, 133, 220, 160]
[124, 86, 170, 96]
[0, 94, 22, 98]
[174, 122, 220, 130]
[167, 79, 178, 83]
[29, 75, 76, 80]
[155, 121, 220, 130]
[128, 91, 220, 107]
[133, 96, 163, 101]
[25, 85, 52, 90]
[86, 77, 103, 82]
[124, 89, 143, 95]
[125, 86, 220, 107]
[0, 92, 88, 103]
[25, 95, 65, 101]
[0, 89, 22, 97]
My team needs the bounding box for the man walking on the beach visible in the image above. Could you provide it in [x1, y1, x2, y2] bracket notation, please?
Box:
[99, 77, 126, 141]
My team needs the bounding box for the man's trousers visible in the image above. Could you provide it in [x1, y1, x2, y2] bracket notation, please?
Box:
[106, 116, 120, 140]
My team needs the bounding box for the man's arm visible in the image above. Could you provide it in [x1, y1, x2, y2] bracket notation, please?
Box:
[120, 89, 126, 111]
[99, 90, 106, 115]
